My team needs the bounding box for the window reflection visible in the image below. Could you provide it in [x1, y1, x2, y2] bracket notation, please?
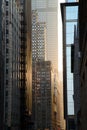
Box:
[65, 5, 78, 115]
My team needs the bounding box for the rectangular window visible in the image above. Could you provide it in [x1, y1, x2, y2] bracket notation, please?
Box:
[6, 29, 9, 34]
[6, 1, 8, 6]
[6, 20, 8, 25]
[6, 80, 8, 85]
[6, 11, 8, 16]
[6, 39, 9, 44]
[6, 58, 9, 63]
[6, 48, 8, 53]
[6, 91, 8, 96]
[5, 101, 8, 107]
[6, 69, 8, 74]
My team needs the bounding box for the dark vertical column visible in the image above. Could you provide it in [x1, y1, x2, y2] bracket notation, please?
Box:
[0, 1, 4, 130]
[20, 0, 33, 129]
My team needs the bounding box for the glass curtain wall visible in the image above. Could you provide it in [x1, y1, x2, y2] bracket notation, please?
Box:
[65, 5, 78, 115]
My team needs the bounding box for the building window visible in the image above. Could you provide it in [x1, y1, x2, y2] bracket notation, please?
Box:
[6, 20, 8, 25]
[6, 1, 8, 6]
[6, 48, 8, 53]
[82, 72, 85, 81]
[6, 58, 9, 63]
[6, 91, 8, 96]
[5, 112, 8, 120]
[6, 80, 8, 85]
[6, 69, 8, 74]
[6, 39, 9, 44]
[5, 101, 8, 108]
[6, 29, 9, 34]
[6, 11, 8, 16]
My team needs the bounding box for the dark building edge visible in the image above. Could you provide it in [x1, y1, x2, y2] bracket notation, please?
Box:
[61, 2, 79, 130]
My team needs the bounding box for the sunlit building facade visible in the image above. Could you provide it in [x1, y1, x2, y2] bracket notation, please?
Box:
[32, 61, 59, 130]
[25, 0, 32, 115]
[20, 1, 33, 129]
[32, 0, 58, 70]
[32, 10, 46, 62]
[32, 8, 59, 130]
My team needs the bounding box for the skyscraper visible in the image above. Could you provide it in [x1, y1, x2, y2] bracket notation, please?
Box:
[32, 1, 66, 130]
[32, 61, 59, 130]
[32, 0, 58, 70]
[32, 10, 46, 62]
[2, 0, 21, 129]
[32, 8, 59, 130]
[0, 0, 32, 129]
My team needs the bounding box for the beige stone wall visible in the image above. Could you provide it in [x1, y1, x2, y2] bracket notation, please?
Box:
[58, 72, 66, 130]
[25, 0, 32, 114]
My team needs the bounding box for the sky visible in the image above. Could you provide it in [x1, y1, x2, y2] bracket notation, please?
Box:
[58, 0, 65, 75]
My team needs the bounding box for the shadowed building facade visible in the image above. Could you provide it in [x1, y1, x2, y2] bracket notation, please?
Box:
[2, 0, 21, 129]
[79, 0, 87, 129]
[0, 0, 32, 130]
[0, 1, 4, 130]
[71, 25, 80, 130]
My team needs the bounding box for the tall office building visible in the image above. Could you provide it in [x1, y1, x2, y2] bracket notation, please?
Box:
[0, 0, 32, 129]
[32, 9, 59, 130]
[32, 0, 58, 70]
[32, 1, 66, 130]
[32, 10, 46, 62]
[2, 0, 21, 129]
[32, 61, 59, 130]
